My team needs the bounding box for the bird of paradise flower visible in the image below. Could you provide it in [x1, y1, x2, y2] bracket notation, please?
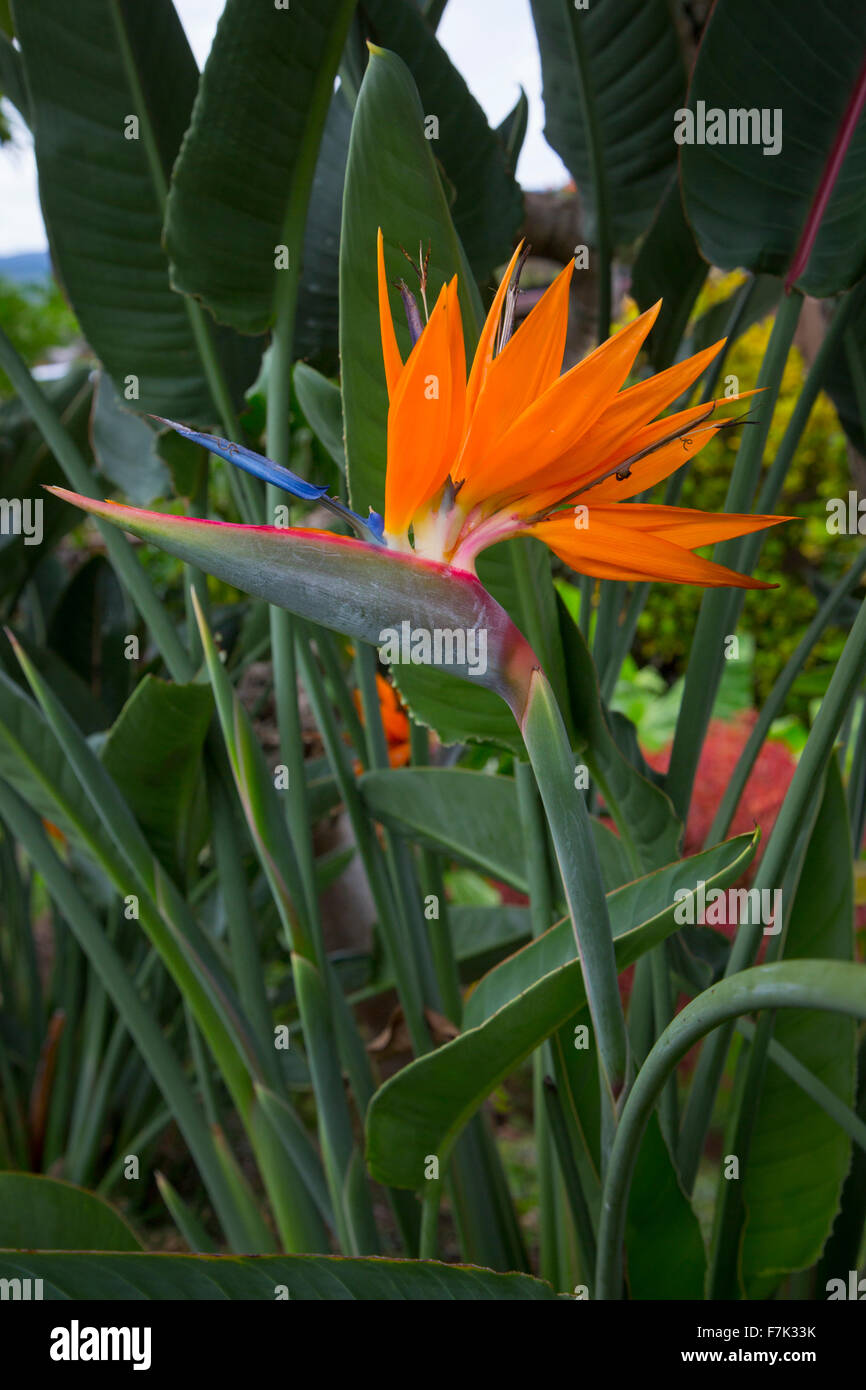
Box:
[49, 234, 788, 1098]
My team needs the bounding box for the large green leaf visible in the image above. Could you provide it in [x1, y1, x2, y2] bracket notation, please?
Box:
[101, 677, 213, 884]
[740, 757, 856, 1295]
[294, 89, 353, 372]
[0, 1251, 556, 1299]
[340, 44, 483, 520]
[12, 0, 260, 422]
[366, 832, 757, 1188]
[358, 0, 523, 281]
[529, 0, 685, 246]
[165, 0, 355, 334]
[680, 0, 866, 296]
[0, 1174, 141, 1252]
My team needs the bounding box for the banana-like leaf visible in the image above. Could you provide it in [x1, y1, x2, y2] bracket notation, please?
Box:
[0, 1252, 557, 1300]
[46, 490, 537, 717]
[530, 0, 686, 246]
[680, 0, 866, 296]
[12, 0, 261, 422]
[164, 0, 356, 334]
[365, 832, 758, 1188]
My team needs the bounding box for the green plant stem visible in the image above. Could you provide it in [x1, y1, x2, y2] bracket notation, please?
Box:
[516, 760, 561, 1282]
[410, 721, 462, 1024]
[596, 961, 866, 1299]
[519, 667, 630, 1112]
[296, 635, 429, 1054]
[737, 1018, 866, 1155]
[665, 291, 804, 821]
[542, 1073, 597, 1282]
[706, 546, 866, 846]
[677, 589, 866, 1190]
[419, 1183, 440, 1259]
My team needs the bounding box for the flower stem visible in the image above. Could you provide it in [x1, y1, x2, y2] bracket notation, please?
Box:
[518, 667, 630, 1109]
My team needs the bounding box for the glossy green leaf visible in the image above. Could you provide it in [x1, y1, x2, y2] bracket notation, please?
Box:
[366, 832, 757, 1188]
[0, 1174, 141, 1252]
[13, 0, 260, 422]
[530, 0, 685, 245]
[0, 1251, 557, 1299]
[740, 757, 856, 1295]
[101, 677, 213, 884]
[294, 89, 353, 372]
[340, 44, 482, 520]
[165, 0, 356, 334]
[680, 0, 866, 296]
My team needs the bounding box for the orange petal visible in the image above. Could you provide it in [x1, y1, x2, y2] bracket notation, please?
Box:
[528, 514, 776, 588]
[454, 258, 574, 483]
[533, 339, 726, 486]
[384, 284, 454, 535]
[582, 503, 792, 548]
[464, 241, 526, 423]
[444, 276, 467, 472]
[578, 428, 722, 504]
[460, 302, 661, 509]
[377, 228, 404, 400]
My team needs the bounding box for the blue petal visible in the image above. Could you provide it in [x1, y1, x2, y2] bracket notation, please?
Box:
[367, 511, 385, 542]
[152, 417, 330, 502]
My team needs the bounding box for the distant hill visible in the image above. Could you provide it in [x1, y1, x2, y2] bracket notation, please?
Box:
[0, 249, 51, 284]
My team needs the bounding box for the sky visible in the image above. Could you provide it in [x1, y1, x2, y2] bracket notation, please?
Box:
[0, 0, 568, 256]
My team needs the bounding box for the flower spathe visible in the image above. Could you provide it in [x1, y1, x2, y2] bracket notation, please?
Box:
[377, 230, 788, 586]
